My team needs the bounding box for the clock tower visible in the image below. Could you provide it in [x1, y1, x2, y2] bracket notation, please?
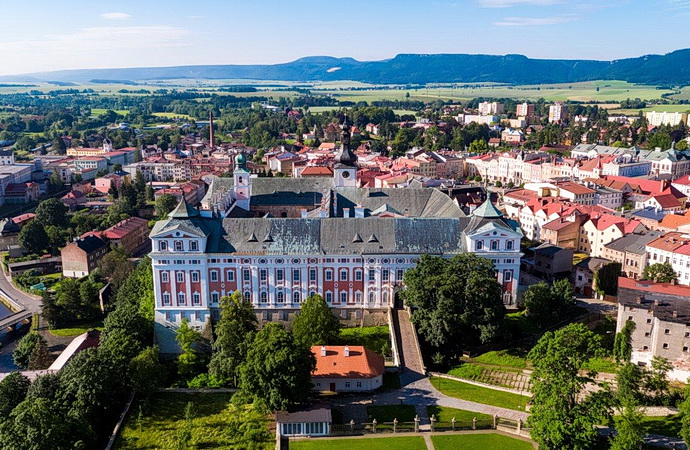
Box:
[333, 119, 358, 188]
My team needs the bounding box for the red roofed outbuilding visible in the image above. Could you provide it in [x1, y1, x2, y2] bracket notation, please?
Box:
[311, 345, 384, 392]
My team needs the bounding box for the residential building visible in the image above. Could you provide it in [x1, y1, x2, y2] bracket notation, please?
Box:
[555, 181, 596, 205]
[4, 183, 40, 204]
[516, 103, 534, 118]
[531, 244, 573, 280]
[603, 231, 663, 280]
[541, 215, 586, 249]
[311, 345, 384, 392]
[276, 409, 331, 438]
[102, 216, 150, 255]
[478, 101, 504, 116]
[646, 111, 688, 127]
[574, 257, 611, 296]
[594, 186, 624, 210]
[0, 151, 15, 165]
[616, 277, 690, 381]
[548, 102, 568, 123]
[61, 235, 109, 278]
[645, 232, 690, 285]
[578, 214, 646, 257]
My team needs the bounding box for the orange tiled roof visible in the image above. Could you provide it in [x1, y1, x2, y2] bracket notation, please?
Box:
[311, 346, 384, 379]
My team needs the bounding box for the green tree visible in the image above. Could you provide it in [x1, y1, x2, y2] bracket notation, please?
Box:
[643, 355, 672, 401]
[114, 256, 155, 320]
[0, 397, 85, 450]
[402, 254, 505, 354]
[0, 372, 30, 416]
[679, 384, 690, 445]
[14, 332, 42, 369]
[528, 323, 613, 450]
[523, 279, 576, 328]
[469, 139, 489, 153]
[155, 193, 179, 219]
[26, 373, 61, 401]
[642, 262, 677, 283]
[100, 302, 153, 363]
[611, 363, 644, 450]
[51, 137, 67, 155]
[226, 401, 272, 447]
[128, 346, 164, 397]
[99, 249, 135, 290]
[613, 320, 636, 363]
[47, 170, 64, 194]
[28, 335, 51, 370]
[19, 220, 50, 254]
[292, 294, 340, 348]
[35, 198, 69, 228]
[176, 318, 201, 379]
[239, 323, 316, 411]
[209, 291, 257, 386]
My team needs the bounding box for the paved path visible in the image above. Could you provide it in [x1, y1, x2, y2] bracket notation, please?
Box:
[0, 265, 41, 313]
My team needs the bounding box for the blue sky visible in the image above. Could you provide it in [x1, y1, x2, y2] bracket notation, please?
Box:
[0, 0, 686, 75]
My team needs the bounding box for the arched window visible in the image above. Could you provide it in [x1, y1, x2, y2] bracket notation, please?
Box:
[382, 291, 389, 304]
[243, 291, 251, 303]
[192, 293, 200, 305]
[190, 241, 198, 251]
[506, 240, 514, 250]
[325, 291, 332, 303]
[177, 292, 185, 305]
[159, 241, 168, 251]
[174, 241, 183, 251]
[491, 240, 499, 251]
[260, 292, 267, 304]
[162, 292, 171, 305]
[340, 269, 348, 281]
[369, 292, 375, 304]
[293, 291, 301, 303]
[475, 240, 483, 250]
[277, 291, 284, 303]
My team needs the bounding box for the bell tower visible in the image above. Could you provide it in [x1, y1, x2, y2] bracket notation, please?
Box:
[333, 119, 358, 188]
[233, 152, 251, 211]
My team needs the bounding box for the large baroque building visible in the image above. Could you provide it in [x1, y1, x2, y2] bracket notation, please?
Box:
[149, 123, 523, 353]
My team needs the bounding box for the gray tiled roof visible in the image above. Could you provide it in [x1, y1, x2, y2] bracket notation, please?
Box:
[335, 187, 463, 218]
[604, 231, 663, 255]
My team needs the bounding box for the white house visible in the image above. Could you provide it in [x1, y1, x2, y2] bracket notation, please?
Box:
[311, 345, 384, 393]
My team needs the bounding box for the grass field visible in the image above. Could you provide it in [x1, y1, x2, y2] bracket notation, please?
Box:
[431, 433, 534, 450]
[115, 392, 273, 449]
[430, 377, 530, 411]
[337, 325, 390, 354]
[49, 320, 104, 337]
[366, 405, 417, 422]
[640, 414, 681, 437]
[90, 108, 128, 116]
[471, 350, 528, 369]
[427, 406, 492, 422]
[290, 437, 427, 450]
[151, 112, 195, 120]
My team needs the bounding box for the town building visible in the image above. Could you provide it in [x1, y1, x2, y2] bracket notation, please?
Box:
[646, 111, 688, 127]
[102, 216, 150, 255]
[616, 277, 690, 381]
[602, 231, 663, 280]
[578, 214, 645, 257]
[516, 103, 534, 118]
[61, 235, 109, 278]
[530, 244, 573, 281]
[478, 101, 504, 116]
[311, 345, 384, 392]
[276, 409, 331, 438]
[149, 123, 523, 354]
[548, 102, 568, 123]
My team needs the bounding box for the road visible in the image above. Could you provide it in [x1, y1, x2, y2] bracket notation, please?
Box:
[0, 265, 42, 314]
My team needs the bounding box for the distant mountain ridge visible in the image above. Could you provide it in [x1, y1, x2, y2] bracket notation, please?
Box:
[6, 50, 690, 85]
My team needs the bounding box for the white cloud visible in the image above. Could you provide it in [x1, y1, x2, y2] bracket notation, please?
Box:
[479, 0, 560, 7]
[101, 12, 131, 20]
[493, 15, 576, 26]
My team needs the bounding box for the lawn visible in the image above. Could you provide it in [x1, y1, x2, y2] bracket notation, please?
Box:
[115, 393, 274, 449]
[151, 112, 194, 120]
[290, 436, 427, 450]
[431, 433, 534, 450]
[90, 108, 128, 116]
[427, 405, 491, 422]
[338, 325, 390, 355]
[366, 405, 416, 422]
[471, 350, 528, 369]
[430, 377, 530, 411]
[640, 414, 681, 437]
[49, 320, 103, 337]
[582, 356, 619, 374]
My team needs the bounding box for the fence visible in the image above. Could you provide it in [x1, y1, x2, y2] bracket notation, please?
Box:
[329, 415, 503, 436]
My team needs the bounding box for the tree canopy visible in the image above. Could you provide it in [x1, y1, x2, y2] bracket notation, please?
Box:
[35, 198, 69, 228]
[528, 323, 612, 450]
[209, 291, 257, 386]
[402, 253, 505, 354]
[523, 279, 576, 328]
[155, 193, 179, 219]
[291, 294, 340, 348]
[642, 262, 677, 283]
[239, 323, 315, 411]
[19, 220, 49, 254]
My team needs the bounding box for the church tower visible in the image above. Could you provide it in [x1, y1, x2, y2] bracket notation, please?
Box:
[333, 119, 358, 188]
[233, 152, 251, 211]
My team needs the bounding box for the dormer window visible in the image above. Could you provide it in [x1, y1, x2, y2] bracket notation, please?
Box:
[491, 240, 499, 251]
[476, 240, 483, 250]
[159, 241, 168, 251]
[174, 241, 183, 251]
[506, 240, 514, 250]
[190, 241, 198, 251]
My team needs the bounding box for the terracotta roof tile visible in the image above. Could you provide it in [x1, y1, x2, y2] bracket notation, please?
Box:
[311, 346, 384, 379]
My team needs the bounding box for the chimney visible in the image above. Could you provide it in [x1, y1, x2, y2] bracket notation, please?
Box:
[355, 204, 364, 218]
[673, 310, 678, 318]
[654, 299, 660, 306]
[636, 296, 642, 304]
[344, 346, 350, 357]
[343, 208, 351, 218]
[300, 208, 307, 219]
[320, 346, 326, 357]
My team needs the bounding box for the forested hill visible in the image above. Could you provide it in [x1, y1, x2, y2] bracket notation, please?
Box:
[8, 49, 690, 85]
